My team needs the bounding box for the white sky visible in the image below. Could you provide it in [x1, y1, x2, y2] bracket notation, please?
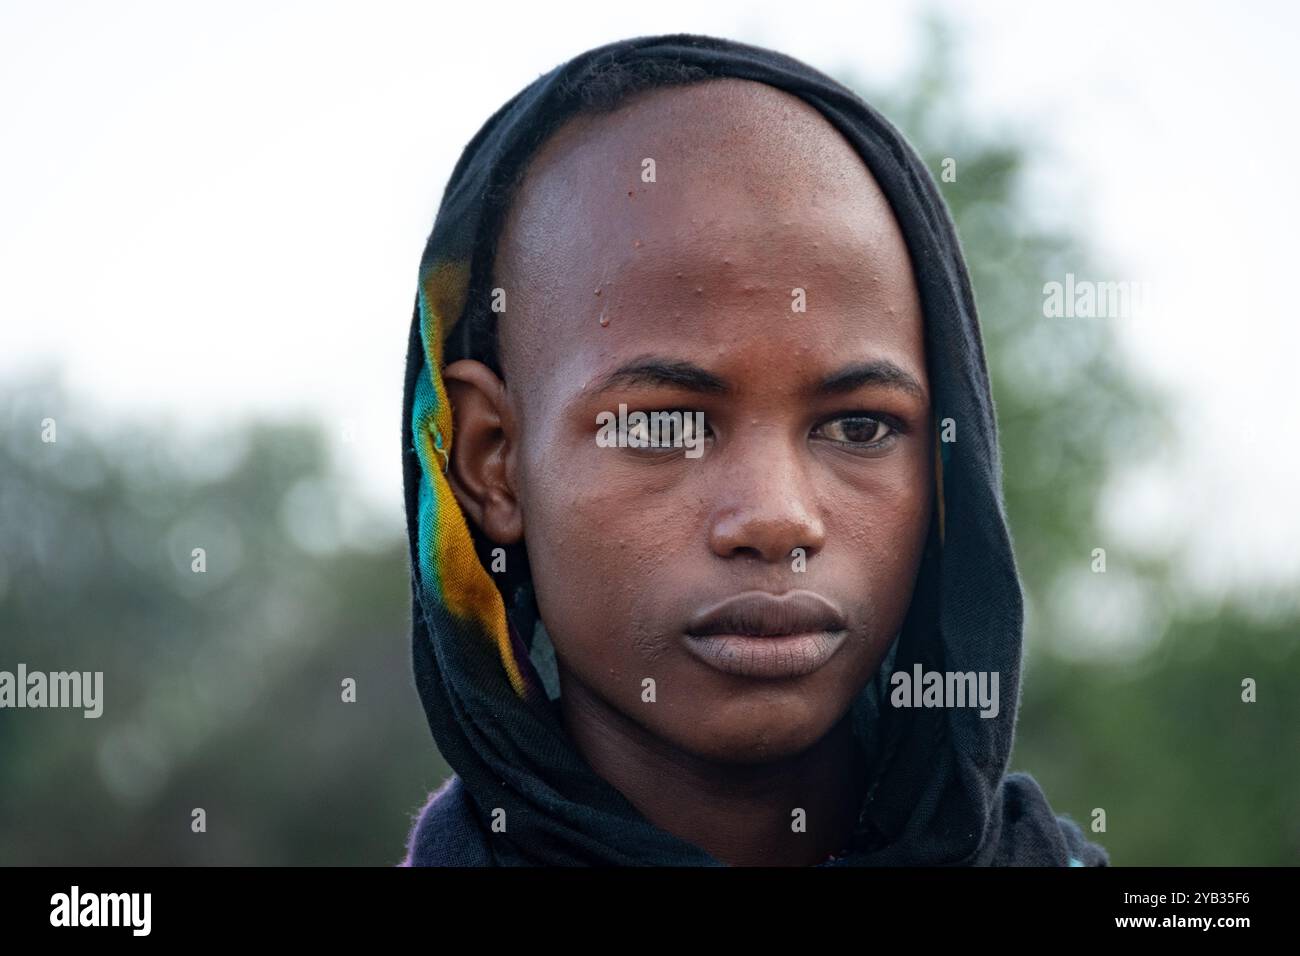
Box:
[2, 0, 1297, 595]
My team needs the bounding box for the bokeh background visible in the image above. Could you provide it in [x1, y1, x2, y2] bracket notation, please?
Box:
[2, 1, 1297, 865]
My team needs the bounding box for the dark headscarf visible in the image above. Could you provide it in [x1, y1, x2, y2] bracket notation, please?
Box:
[398, 31, 1109, 866]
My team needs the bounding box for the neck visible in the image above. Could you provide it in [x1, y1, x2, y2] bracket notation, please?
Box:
[557, 669, 867, 866]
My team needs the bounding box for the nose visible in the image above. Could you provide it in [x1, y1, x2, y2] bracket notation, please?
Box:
[706, 430, 826, 565]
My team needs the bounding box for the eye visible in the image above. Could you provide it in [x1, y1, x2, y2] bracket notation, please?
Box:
[619, 409, 712, 456]
[814, 413, 899, 449]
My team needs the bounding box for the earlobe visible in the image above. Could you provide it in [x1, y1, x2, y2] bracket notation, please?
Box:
[441, 359, 524, 546]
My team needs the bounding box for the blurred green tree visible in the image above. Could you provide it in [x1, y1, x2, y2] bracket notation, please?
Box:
[837, 14, 1298, 865]
[0, 365, 439, 864]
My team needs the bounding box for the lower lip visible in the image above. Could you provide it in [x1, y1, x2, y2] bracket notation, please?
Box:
[683, 630, 848, 679]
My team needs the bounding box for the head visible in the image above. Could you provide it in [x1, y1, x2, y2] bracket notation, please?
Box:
[441, 74, 933, 767]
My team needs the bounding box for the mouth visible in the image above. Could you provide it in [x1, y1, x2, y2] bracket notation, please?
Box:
[683, 590, 849, 679]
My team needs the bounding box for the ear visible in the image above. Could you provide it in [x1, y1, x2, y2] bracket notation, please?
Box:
[441, 359, 524, 545]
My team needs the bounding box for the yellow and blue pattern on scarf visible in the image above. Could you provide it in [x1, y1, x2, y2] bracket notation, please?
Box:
[412, 257, 530, 699]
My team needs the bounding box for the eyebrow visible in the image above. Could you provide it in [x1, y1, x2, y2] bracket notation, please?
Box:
[588, 356, 926, 400]
[817, 360, 927, 400]
[590, 358, 730, 396]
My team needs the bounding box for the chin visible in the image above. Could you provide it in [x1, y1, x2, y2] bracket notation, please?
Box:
[666, 705, 838, 765]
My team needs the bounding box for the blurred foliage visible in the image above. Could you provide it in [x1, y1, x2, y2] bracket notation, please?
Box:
[839, 14, 1299, 865]
[0, 375, 441, 864]
[1, 17, 1295, 865]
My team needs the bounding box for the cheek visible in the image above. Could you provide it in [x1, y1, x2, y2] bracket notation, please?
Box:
[518, 445, 687, 675]
[850, 472, 930, 561]
[830, 450, 933, 608]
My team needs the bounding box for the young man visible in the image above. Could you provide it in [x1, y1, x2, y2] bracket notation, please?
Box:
[399, 33, 1108, 867]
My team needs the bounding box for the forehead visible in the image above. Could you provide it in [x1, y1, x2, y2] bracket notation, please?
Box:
[494, 79, 925, 403]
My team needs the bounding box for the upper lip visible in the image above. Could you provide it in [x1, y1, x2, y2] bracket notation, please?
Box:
[685, 590, 847, 638]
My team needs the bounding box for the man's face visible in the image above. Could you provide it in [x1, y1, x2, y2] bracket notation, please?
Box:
[487, 79, 932, 765]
